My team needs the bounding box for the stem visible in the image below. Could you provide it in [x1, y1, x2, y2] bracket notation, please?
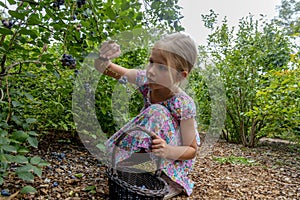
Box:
[5, 76, 11, 123]
[0, 60, 42, 76]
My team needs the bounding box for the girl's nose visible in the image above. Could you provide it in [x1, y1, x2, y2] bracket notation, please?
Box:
[147, 65, 155, 77]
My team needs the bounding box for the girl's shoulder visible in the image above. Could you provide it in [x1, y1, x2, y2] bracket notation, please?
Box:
[164, 91, 196, 120]
[170, 91, 195, 107]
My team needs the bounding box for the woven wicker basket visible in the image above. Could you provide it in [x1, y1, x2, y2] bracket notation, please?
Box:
[107, 126, 168, 200]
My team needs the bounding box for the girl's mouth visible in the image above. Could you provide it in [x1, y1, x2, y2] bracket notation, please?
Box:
[147, 77, 155, 83]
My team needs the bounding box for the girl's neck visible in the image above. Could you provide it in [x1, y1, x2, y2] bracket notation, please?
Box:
[150, 87, 180, 104]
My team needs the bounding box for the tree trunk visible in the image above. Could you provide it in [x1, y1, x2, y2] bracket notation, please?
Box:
[240, 120, 247, 146]
[249, 119, 260, 147]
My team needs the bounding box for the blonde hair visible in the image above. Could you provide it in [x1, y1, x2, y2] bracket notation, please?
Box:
[153, 32, 198, 73]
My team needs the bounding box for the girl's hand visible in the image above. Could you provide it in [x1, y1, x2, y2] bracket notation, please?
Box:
[151, 134, 170, 158]
[99, 41, 121, 60]
[95, 41, 121, 73]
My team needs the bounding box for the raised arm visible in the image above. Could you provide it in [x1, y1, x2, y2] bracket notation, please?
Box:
[94, 41, 138, 84]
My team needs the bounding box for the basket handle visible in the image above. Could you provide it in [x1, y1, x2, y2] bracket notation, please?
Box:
[111, 126, 162, 176]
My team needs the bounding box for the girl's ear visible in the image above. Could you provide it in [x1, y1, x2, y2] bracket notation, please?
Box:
[179, 71, 188, 79]
[176, 70, 188, 82]
[181, 71, 188, 78]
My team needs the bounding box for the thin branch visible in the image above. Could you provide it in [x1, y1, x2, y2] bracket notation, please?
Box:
[0, 60, 42, 76]
[5, 76, 11, 122]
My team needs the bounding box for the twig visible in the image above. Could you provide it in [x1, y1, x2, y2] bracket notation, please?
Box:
[5, 76, 11, 122]
[0, 88, 3, 101]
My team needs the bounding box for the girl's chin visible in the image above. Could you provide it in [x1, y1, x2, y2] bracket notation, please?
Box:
[148, 83, 171, 90]
[149, 83, 162, 89]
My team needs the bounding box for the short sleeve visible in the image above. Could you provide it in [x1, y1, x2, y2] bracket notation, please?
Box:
[136, 70, 147, 87]
[172, 94, 196, 121]
[135, 69, 149, 99]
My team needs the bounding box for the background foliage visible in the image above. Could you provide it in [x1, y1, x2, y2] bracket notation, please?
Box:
[0, 0, 183, 190]
[198, 9, 299, 147]
[0, 0, 299, 192]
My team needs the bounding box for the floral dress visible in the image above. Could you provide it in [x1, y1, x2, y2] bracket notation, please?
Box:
[105, 70, 200, 196]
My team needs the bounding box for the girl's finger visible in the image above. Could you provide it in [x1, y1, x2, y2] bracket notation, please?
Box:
[151, 138, 162, 145]
[100, 46, 120, 59]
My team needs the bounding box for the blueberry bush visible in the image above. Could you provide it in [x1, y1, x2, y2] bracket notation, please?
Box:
[0, 0, 183, 192]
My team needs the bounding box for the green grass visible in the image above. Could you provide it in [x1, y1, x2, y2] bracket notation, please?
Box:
[213, 155, 257, 165]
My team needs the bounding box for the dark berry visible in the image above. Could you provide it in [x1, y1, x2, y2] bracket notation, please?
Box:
[53, 182, 59, 187]
[1, 189, 10, 196]
[2, 19, 13, 29]
[118, 76, 128, 84]
[58, 0, 64, 6]
[59, 153, 65, 159]
[60, 54, 76, 69]
[52, 2, 59, 9]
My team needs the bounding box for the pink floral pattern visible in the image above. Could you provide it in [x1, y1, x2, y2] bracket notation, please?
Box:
[105, 70, 200, 196]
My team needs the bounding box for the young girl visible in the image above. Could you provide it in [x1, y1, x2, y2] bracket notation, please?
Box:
[94, 32, 200, 199]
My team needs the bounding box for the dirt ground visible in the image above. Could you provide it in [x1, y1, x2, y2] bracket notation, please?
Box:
[0, 133, 299, 200]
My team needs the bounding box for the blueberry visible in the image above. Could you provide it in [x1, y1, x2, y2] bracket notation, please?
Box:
[1, 189, 10, 196]
[118, 76, 128, 84]
[59, 153, 65, 159]
[53, 182, 59, 187]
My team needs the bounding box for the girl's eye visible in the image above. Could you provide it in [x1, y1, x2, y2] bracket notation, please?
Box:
[158, 65, 167, 71]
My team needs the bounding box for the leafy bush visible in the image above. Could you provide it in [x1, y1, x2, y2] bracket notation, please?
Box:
[201, 10, 294, 146]
[0, 0, 183, 190]
[248, 68, 300, 142]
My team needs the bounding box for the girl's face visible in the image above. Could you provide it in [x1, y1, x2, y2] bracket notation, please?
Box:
[146, 49, 186, 90]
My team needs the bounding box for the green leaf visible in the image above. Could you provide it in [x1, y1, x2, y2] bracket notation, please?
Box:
[37, 161, 49, 167]
[24, 93, 34, 100]
[32, 166, 42, 177]
[12, 100, 22, 107]
[74, 173, 83, 178]
[0, 1, 8, 9]
[17, 171, 34, 182]
[14, 155, 28, 164]
[0, 129, 8, 136]
[11, 115, 22, 126]
[0, 46, 6, 52]
[27, 14, 41, 25]
[0, 27, 13, 35]
[26, 118, 37, 124]
[8, 10, 25, 20]
[85, 185, 96, 191]
[0, 177, 3, 185]
[0, 153, 7, 162]
[17, 147, 29, 154]
[0, 136, 9, 145]
[28, 131, 38, 136]
[20, 186, 37, 194]
[30, 156, 42, 165]
[2, 144, 17, 153]
[7, 0, 16, 5]
[11, 130, 29, 142]
[27, 137, 38, 148]
[106, 7, 116, 19]
[19, 28, 38, 38]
